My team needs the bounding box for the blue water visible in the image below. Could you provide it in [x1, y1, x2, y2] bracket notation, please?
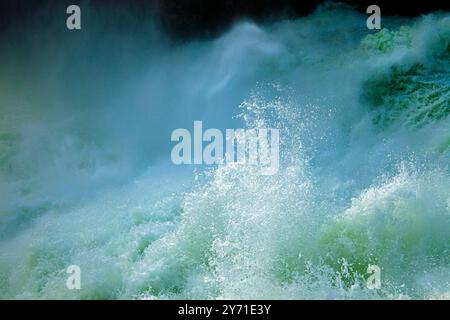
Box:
[0, 5, 449, 299]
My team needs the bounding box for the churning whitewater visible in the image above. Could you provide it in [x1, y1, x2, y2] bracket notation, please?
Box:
[0, 5, 449, 299]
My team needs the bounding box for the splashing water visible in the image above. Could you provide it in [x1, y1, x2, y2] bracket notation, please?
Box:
[0, 5, 449, 299]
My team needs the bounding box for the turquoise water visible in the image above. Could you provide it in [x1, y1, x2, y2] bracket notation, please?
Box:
[0, 6, 449, 299]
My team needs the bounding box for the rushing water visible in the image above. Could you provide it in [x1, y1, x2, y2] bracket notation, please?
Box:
[0, 5, 449, 299]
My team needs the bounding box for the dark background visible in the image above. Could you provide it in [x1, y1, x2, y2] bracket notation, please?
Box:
[0, 0, 449, 39]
